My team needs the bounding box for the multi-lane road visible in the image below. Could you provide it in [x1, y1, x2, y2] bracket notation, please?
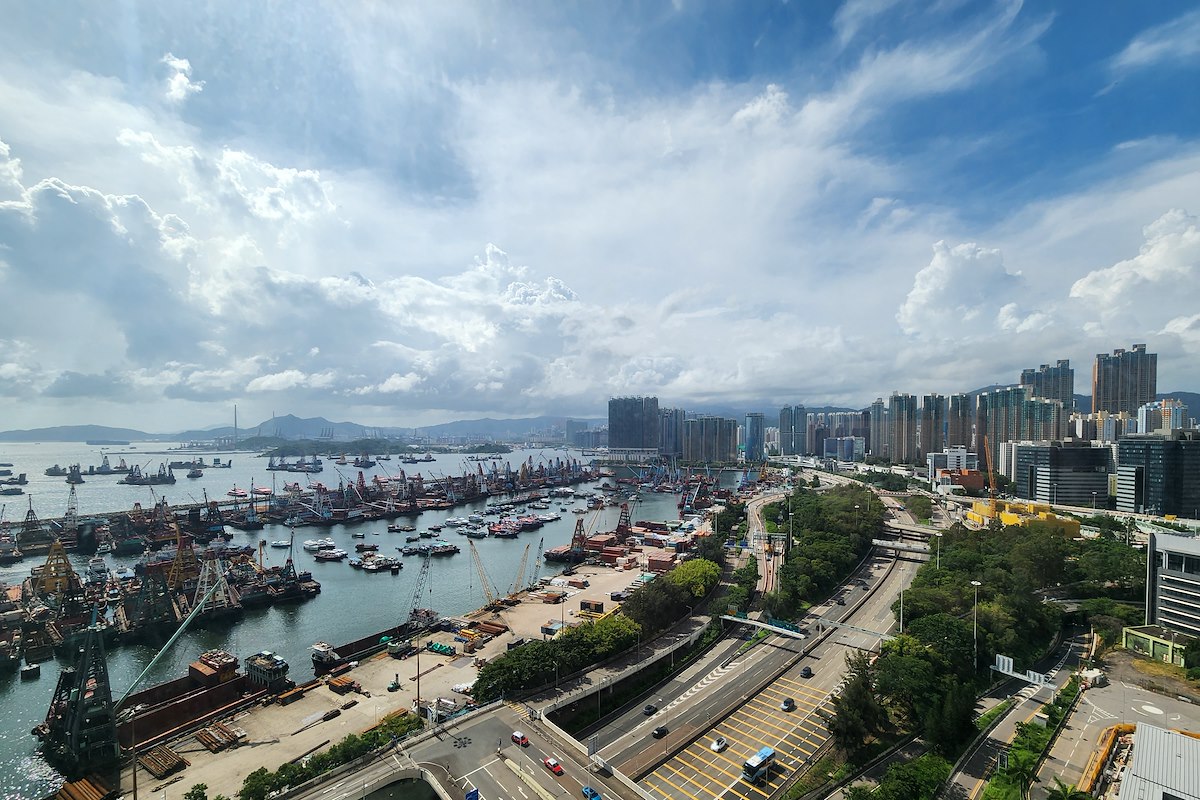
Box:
[299, 478, 926, 800]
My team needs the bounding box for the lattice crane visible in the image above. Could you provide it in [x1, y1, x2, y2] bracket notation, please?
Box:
[468, 540, 500, 609]
[981, 434, 998, 519]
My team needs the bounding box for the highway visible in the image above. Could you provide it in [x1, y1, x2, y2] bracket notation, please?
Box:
[630, 551, 919, 800]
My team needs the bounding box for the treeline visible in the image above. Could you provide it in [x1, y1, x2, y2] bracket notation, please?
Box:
[233, 712, 423, 800]
[762, 484, 883, 619]
[472, 557, 724, 702]
[829, 518, 1148, 764]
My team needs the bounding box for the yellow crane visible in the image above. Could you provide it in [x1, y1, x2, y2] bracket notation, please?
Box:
[981, 434, 998, 519]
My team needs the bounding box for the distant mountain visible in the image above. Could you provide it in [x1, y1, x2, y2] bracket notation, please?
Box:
[0, 424, 155, 442]
[413, 416, 603, 438]
[174, 414, 410, 442]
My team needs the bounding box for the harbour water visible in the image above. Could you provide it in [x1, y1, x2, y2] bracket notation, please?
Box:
[0, 441, 711, 799]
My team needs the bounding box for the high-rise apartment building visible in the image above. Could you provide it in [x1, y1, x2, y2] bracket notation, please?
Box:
[1137, 399, 1190, 435]
[947, 393, 973, 449]
[683, 416, 738, 463]
[779, 405, 806, 456]
[607, 396, 660, 450]
[888, 392, 918, 464]
[921, 393, 946, 458]
[1093, 344, 1157, 415]
[745, 413, 766, 462]
[658, 407, 687, 457]
[869, 398, 887, 459]
[977, 386, 1064, 474]
[1020, 359, 1075, 412]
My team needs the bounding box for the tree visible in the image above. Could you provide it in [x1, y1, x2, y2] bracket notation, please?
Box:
[1045, 777, 1091, 800]
[811, 475, 821, 487]
[667, 559, 720, 598]
[239, 768, 273, 800]
[184, 785, 208, 800]
[923, 682, 976, 758]
[826, 651, 886, 756]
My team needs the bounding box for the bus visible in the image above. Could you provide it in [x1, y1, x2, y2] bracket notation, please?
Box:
[742, 746, 775, 783]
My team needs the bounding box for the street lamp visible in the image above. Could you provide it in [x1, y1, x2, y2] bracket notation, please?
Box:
[934, 532, 943, 571]
[854, 504, 860, 530]
[1092, 491, 1098, 510]
[971, 580, 982, 673]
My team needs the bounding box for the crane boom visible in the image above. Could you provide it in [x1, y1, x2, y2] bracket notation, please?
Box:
[468, 540, 499, 607]
[981, 434, 998, 518]
[408, 556, 432, 621]
[510, 543, 531, 596]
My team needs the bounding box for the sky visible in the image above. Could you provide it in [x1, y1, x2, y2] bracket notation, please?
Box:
[1, 1, 1199, 433]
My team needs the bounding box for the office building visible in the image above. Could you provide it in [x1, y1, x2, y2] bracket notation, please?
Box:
[868, 398, 886, 459]
[888, 392, 918, 464]
[1145, 531, 1200, 639]
[927, 446, 981, 493]
[1092, 344, 1157, 415]
[921, 393, 946, 458]
[1020, 359, 1074, 412]
[744, 413, 766, 462]
[1011, 441, 1110, 507]
[1117, 431, 1200, 518]
[608, 396, 660, 450]
[947, 393, 973, 449]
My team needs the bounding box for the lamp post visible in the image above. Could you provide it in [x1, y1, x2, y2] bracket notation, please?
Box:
[971, 580, 982, 673]
[854, 504, 860, 530]
[934, 532, 943, 571]
[1092, 491, 1097, 510]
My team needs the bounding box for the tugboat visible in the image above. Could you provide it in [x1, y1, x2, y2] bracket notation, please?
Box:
[65, 465, 85, 484]
[187, 468, 203, 478]
[44, 464, 67, 477]
[20, 662, 40, 680]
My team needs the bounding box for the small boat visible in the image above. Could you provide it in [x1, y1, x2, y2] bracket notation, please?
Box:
[314, 548, 348, 561]
[187, 468, 203, 478]
[355, 543, 379, 552]
[20, 663, 40, 680]
[227, 486, 248, 499]
[269, 541, 291, 548]
[406, 535, 420, 543]
[351, 531, 366, 539]
[252, 487, 272, 496]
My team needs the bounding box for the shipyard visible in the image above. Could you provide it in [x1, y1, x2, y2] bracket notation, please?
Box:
[0, 440, 727, 799]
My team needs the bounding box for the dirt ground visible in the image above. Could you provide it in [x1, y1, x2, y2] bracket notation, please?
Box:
[1100, 648, 1200, 701]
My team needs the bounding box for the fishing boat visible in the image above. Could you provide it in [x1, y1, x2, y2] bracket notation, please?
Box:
[227, 486, 248, 499]
[269, 540, 291, 548]
[187, 468, 203, 478]
[314, 548, 348, 561]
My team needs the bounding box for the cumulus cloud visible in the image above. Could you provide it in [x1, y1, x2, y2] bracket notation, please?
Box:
[1070, 209, 1199, 305]
[1111, 8, 1200, 74]
[896, 241, 1024, 336]
[162, 53, 205, 103]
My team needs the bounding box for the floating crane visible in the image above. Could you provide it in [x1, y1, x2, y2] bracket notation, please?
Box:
[407, 555, 433, 624]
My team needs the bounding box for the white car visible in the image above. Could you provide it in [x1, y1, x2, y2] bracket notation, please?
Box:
[710, 736, 728, 752]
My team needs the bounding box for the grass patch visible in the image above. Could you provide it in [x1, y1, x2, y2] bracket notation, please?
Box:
[976, 698, 1014, 731]
[783, 754, 841, 799]
[1128, 654, 1189, 682]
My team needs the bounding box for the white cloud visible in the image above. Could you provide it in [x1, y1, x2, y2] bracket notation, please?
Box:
[731, 84, 789, 128]
[162, 52, 205, 103]
[377, 372, 423, 393]
[832, 0, 903, 48]
[1111, 8, 1200, 73]
[246, 370, 310, 392]
[1069, 209, 1199, 306]
[896, 240, 1024, 336]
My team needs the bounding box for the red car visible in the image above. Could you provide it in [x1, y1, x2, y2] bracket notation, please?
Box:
[543, 757, 564, 776]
